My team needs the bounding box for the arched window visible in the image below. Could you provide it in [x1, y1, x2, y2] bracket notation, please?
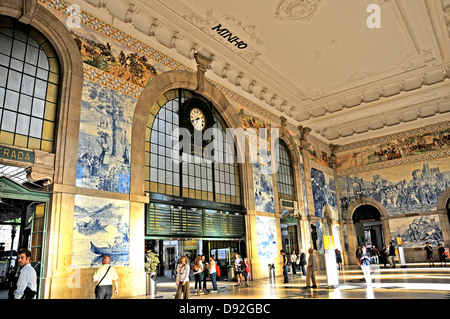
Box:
[145, 89, 241, 205]
[0, 17, 59, 152]
[276, 140, 295, 202]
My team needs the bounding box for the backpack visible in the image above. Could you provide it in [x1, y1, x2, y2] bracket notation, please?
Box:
[215, 264, 220, 277]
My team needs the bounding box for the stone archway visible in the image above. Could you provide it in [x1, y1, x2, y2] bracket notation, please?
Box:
[436, 188, 450, 248]
[129, 68, 257, 278]
[345, 196, 389, 265]
[130, 70, 252, 204]
[1, 1, 84, 299]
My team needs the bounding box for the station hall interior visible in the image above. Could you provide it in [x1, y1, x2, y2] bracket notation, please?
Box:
[0, 0, 449, 299]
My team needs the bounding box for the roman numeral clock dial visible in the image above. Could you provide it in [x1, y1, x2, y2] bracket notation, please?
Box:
[190, 107, 206, 131]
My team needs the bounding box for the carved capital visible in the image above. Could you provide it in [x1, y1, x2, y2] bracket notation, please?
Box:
[26, 166, 54, 186]
[194, 53, 212, 92]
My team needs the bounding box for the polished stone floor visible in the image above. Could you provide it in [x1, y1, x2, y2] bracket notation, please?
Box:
[142, 263, 450, 300]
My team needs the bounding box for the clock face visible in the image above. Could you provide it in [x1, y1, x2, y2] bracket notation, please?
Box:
[190, 107, 206, 131]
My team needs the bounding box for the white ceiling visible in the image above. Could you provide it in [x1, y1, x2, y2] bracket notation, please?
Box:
[77, 0, 450, 145]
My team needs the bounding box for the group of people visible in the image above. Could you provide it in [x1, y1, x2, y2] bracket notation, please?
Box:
[356, 243, 396, 269]
[424, 242, 448, 267]
[280, 248, 319, 289]
[174, 254, 219, 299]
[174, 252, 251, 299]
[280, 249, 307, 283]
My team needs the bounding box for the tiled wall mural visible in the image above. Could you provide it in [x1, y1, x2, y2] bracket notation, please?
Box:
[72, 195, 130, 268]
[310, 167, 338, 219]
[256, 216, 278, 259]
[76, 79, 136, 193]
[338, 157, 450, 218]
[389, 215, 444, 248]
[248, 131, 276, 214]
[336, 122, 449, 171]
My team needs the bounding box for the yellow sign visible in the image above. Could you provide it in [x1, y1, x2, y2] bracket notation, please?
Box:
[323, 236, 335, 250]
[183, 239, 197, 250]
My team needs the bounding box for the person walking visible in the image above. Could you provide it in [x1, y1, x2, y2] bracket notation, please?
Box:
[381, 246, 388, 268]
[280, 250, 289, 283]
[290, 251, 298, 275]
[201, 255, 209, 294]
[424, 242, 434, 267]
[208, 256, 218, 293]
[388, 242, 396, 268]
[14, 248, 37, 299]
[299, 249, 307, 276]
[174, 255, 190, 299]
[359, 246, 372, 286]
[372, 246, 380, 265]
[244, 257, 250, 287]
[304, 248, 318, 289]
[234, 253, 244, 287]
[437, 244, 447, 267]
[193, 256, 203, 295]
[355, 246, 363, 265]
[93, 255, 119, 299]
[335, 249, 342, 271]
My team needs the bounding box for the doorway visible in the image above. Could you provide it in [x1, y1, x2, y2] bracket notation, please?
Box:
[353, 204, 385, 252]
[0, 175, 50, 299]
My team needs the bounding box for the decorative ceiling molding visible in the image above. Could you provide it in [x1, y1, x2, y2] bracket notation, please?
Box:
[293, 63, 450, 123]
[275, 0, 321, 21]
[183, 10, 263, 63]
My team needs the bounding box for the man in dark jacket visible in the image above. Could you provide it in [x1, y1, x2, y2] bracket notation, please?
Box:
[388, 242, 396, 268]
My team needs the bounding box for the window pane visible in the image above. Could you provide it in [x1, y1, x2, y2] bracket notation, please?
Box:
[0, 33, 12, 55]
[16, 114, 30, 135]
[25, 45, 39, 65]
[18, 94, 32, 114]
[7, 70, 21, 91]
[4, 90, 19, 111]
[11, 40, 26, 60]
[20, 74, 35, 95]
[29, 117, 42, 138]
[32, 98, 45, 117]
[2, 110, 17, 132]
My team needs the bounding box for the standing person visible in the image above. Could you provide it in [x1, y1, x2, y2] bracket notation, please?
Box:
[244, 257, 251, 287]
[359, 246, 372, 286]
[93, 255, 119, 299]
[304, 248, 318, 289]
[201, 255, 209, 294]
[208, 256, 218, 293]
[381, 246, 388, 268]
[234, 253, 243, 287]
[280, 250, 289, 283]
[355, 246, 363, 265]
[193, 256, 203, 295]
[175, 255, 190, 299]
[299, 249, 307, 276]
[290, 251, 298, 275]
[335, 249, 342, 271]
[372, 246, 380, 265]
[437, 244, 446, 267]
[14, 248, 37, 299]
[424, 242, 434, 267]
[388, 242, 396, 268]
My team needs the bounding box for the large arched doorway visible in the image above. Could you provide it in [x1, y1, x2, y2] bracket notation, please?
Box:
[353, 204, 384, 252]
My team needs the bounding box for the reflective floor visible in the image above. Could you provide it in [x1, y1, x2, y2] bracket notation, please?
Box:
[139, 263, 450, 300]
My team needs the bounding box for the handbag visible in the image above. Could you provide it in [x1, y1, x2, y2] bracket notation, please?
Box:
[95, 266, 111, 297]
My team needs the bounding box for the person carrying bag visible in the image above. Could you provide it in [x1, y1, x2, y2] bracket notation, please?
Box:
[94, 266, 110, 298]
